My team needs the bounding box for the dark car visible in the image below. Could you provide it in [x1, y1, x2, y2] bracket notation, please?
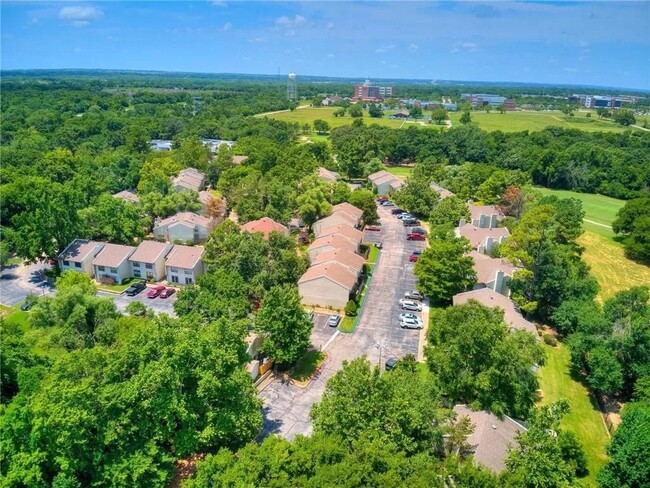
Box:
[403, 218, 420, 227]
[407, 233, 426, 241]
[411, 227, 427, 235]
[159, 287, 176, 299]
[385, 358, 399, 371]
[391, 208, 404, 215]
[20, 302, 31, 311]
[125, 281, 147, 296]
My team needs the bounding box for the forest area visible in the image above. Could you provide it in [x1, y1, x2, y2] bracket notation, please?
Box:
[1, 73, 649, 487]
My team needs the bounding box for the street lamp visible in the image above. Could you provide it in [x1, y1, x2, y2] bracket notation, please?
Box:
[374, 342, 383, 371]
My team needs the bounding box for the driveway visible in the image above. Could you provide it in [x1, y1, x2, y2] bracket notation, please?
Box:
[100, 287, 178, 316]
[0, 261, 55, 306]
[260, 202, 427, 440]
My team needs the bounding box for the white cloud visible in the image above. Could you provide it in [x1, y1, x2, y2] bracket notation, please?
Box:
[564, 67, 578, 73]
[452, 41, 479, 53]
[275, 15, 308, 28]
[375, 44, 395, 54]
[578, 40, 589, 48]
[327, 53, 335, 58]
[211, 1, 228, 6]
[408, 43, 419, 52]
[248, 37, 266, 44]
[59, 6, 104, 27]
[220, 22, 232, 32]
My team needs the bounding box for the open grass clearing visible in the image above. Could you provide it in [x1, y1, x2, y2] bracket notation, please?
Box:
[96, 277, 137, 293]
[538, 342, 609, 486]
[383, 165, 414, 178]
[291, 349, 326, 382]
[578, 230, 650, 301]
[448, 110, 638, 133]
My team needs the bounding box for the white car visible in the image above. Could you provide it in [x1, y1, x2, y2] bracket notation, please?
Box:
[327, 315, 341, 327]
[397, 213, 413, 220]
[404, 290, 424, 301]
[399, 312, 419, 321]
[398, 299, 422, 312]
[399, 317, 423, 329]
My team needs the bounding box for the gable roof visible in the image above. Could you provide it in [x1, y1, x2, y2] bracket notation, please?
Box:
[155, 212, 212, 229]
[311, 248, 365, 273]
[315, 211, 357, 230]
[198, 190, 213, 205]
[112, 190, 140, 204]
[232, 155, 248, 165]
[129, 241, 171, 264]
[452, 288, 536, 335]
[298, 262, 358, 290]
[469, 205, 504, 221]
[165, 245, 204, 269]
[457, 224, 510, 249]
[318, 224, 364, 244]
[240, 217, 289, 238]
[389, 178, 405, 190]
[430, 182, 455, 199]
[469, 251, 519, 284]
[92, 243, 136, 268]
[372, 173, 400, 187]
[172, 168, 205, 192]
[331, 202, 363, 221]
[453, 404, 527, 473]
[368, 170, 392, 183]
[58, 239, 104, 263]
[318, 167, 339, 182]
[308, 234, 358, 254]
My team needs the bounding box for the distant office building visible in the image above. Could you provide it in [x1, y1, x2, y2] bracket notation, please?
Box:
[354, 79, 393, 101]
[584, 95, 623, 109]
[461, 93, 515, 110]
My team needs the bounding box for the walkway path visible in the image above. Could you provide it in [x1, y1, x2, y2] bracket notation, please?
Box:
[584, 218, 612, 229]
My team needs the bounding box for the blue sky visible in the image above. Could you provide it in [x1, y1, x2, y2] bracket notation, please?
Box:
[2, 1, 649, 90]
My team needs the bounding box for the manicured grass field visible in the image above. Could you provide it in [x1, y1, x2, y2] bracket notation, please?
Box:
[535, 187, 625, 240]
[448, 110, 637, 133]
[578, 231, 650, 301]
[262, 106, 434, 131]
[383, 165, 413, 178]
[538, 342, 609, 486]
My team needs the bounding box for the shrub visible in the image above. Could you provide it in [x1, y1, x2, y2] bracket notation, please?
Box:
[345, 300, 357, 316]
[543, 334, 557, 347]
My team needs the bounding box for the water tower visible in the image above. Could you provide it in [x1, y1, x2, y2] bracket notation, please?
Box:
[287, 72, 297, 101]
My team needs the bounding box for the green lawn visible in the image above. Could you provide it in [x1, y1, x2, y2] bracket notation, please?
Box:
[96, 277, 137, 293]
[4, 309, 29, 330]
[449, 110, 639, 133]
[538, 342, 609, 486]
[263, 106, 435, 131]
[339, 316, 355, 333]
[4, 309, 67, 358]
[291, 349, 326, 381]
[383, 165, 413, 178]
[535, 187, 624, 240]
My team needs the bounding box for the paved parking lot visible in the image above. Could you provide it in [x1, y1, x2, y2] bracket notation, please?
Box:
[0, 262, 55, 306]
[100, 287, 178, 316]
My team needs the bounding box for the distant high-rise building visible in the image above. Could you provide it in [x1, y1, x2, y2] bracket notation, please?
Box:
[353, 79, 393, 101]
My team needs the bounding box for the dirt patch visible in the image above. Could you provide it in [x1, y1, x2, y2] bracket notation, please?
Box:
[167, 454, 206, 488]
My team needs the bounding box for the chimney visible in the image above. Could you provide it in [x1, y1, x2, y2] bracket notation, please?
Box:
[494, 269, 505, 294]
[490, 214, 498, 228]
[479, 214, 487, 228]
[459, 218, 466, 227]
[485, 236, 495, 252]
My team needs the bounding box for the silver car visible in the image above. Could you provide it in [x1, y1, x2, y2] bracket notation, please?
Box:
[404, 290, 424, 301]
[327, 315, 341, 327]
[399, 312, 419, 321]
[399, 317, 423, 329]
[398, 299, 422, 312]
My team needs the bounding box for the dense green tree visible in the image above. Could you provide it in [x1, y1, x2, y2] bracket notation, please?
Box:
[613, 196, 650, 262]
[348, 189, 379, 224]
[297, 179, 333, 228]
[367, 103, 383, 118]
[598, 400, 650, 488]
[414, 232, 476, 304]
[429, 195, 471, 227]
[612, 109, 636, 126]
[330, 181, 352, 205]
[79, 193, 146, 244]
[431, 106, 448, 124]
[313, 119, 330, 134]
[460, 111, 472, 125]
[255, 284, 313, 367]
[426, 301, 544, 418]
[409, 106, 423, 119]
[348, 104, 363, 118]
[392, 175, 440, 219]
[474, 170, 531, 204]
[586, 345, 624, 396]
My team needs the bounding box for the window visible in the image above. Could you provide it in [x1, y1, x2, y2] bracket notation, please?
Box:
[185, 277, 193, 284]
[170, 267, 179, 273]
[74, 262, 81, 268]
[98, 266, 105, 272]
[184, 269, 192, 275]
[171, 275, 179, 283]
[133, 262, 140, 268]
[134, 270, 141, 277]
[110, 268, 118, 274]
[63, 260, 70, 266]
[146, 272, 154, 279]
[145, 263, 153, 269]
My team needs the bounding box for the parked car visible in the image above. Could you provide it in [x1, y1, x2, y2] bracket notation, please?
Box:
[409, 253, 420, 262]
[407, 233, 426, 241]
[365, 225, 381, 231]
[159, 287, 176, 299]
[398, 299, 422, 311]
[125, 281, 147, 296]
[399, 312, 419, 321]
[381, 201, 395, 207]
[396, 213, 413, 220]
[405, 290, 424, 301]
[327, 314, 341, 327]
[377, 196, 389, 203]
[147, 284, 166, 298]
[411, 227, 427, 235]
[403, 219, 420, 227]
[385, 358, 399, 371]
[20, 302, 31, 311]
[391, 208, 405, 215]
[399, 317, 423, 329]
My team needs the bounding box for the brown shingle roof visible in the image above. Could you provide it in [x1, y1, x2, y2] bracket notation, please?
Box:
[165, 245, 204, 269]
[331, 202, 363, 220]
[232, 155, 248, 165]
[469, 251, 519, 285]
[92, 243, 136, 268]
[311, 248, 365, 273]
[318, 167, 339, 182]
[298, 262, 358, 290]
[368, 170, 392, 183]
[240, 217, 289, 238]
[452, 288, 536, 335]
[469, 205, 504, 222]
[156, 212, 212, 229]
[308, 234, 358, 254]
[452, 404, 526, 472]
[172, 168, 205, 192]
[373, 173, 400, 187]
[457, 224, 510, 249]
[129, 241, 171, 264]
[315, 212, 357, 231]
[430, 182, 455, 199]
[318, 224, 364, 243]
[58, 239, 104, 263]
[112, 190, 140, 204]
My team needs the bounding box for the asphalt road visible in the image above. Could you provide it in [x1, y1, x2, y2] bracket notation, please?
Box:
[259, 202, 427, 440]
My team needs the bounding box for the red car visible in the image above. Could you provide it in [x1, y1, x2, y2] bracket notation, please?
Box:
[409, 250, 422, 262]
[147, 284, 166, 298]
[407, 233, 426, 241]
[376, 196, 389, 203]
[365, 225, 381, 232]
[159, 287, 176, 299]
